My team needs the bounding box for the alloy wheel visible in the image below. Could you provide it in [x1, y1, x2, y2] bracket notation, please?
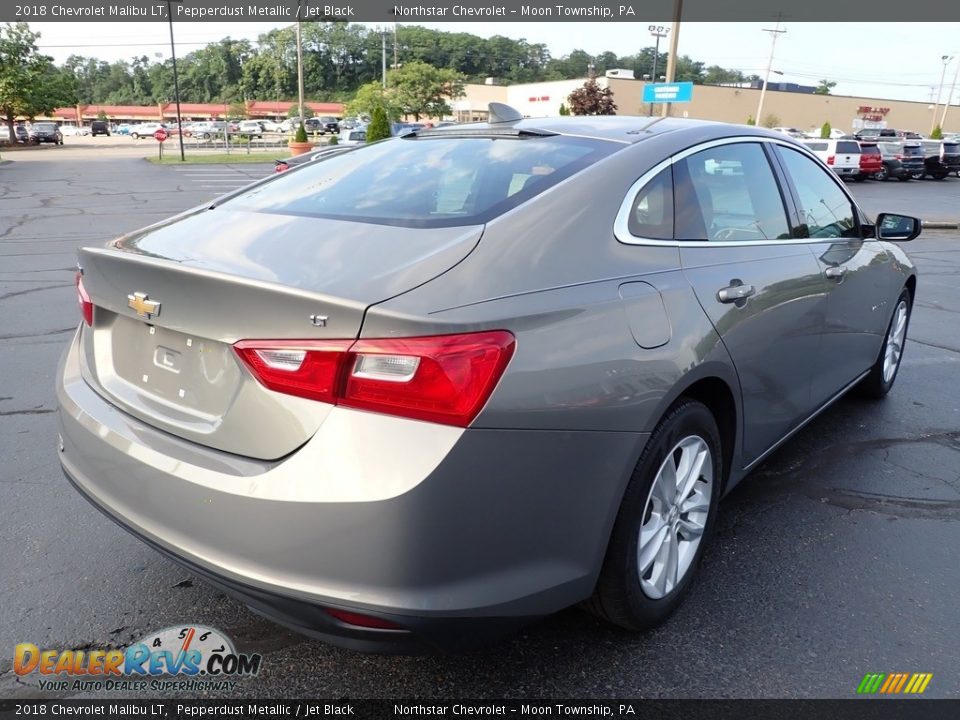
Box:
[638, 436, 713, 600]
[883, 300, 908, 384]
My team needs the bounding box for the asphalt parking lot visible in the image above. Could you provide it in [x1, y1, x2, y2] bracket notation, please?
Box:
[1, 144, 958, 700]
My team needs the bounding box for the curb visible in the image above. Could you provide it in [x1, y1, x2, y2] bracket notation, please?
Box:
[921, 221, 960, 229]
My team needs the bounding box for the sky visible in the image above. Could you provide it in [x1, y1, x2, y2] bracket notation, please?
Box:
[26, 21, 960, 106]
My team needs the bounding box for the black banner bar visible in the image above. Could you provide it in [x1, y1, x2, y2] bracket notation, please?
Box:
[4, 0, 960, 23]
[1, 700, 959, 720]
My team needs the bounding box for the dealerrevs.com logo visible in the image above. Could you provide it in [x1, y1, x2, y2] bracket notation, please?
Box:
[14, 625, 261, 693]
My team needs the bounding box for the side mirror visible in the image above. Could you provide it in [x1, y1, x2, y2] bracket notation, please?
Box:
[874, 213, 921, 242]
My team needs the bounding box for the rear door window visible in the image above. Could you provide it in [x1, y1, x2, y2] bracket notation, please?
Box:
[674, 142, 791, 242]
[777, 146, 859, 239]
[627, 166, 673, 240]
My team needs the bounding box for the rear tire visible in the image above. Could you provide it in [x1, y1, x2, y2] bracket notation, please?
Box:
[586, 399, 722, 630]
[858, 289, 912, 400]
[876, 166, 889, 181]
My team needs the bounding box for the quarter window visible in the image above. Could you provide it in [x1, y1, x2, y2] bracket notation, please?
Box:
[627, 166, 673, 240]
[778, 147, 859, 239]
[675, 143, 791, 242]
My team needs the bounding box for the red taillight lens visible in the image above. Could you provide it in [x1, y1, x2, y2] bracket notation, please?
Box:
[233, 331, 515, 427]
[233, 340, 353, 403]
[324, 608, 402, 630]
[341, 331, 516, 426]
[826, 155, 835, 165]
[76, 272, 93, 326]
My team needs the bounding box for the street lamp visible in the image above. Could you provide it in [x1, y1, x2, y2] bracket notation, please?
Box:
[940, 52, 960, 131]
[647, 24, 670, 116]
[755, 18, 787, 129]
[166, 0, 184, 161]
[931, 55, 954, 134]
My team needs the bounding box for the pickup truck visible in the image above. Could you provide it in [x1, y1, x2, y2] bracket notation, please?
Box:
[802, 139, 861, 179]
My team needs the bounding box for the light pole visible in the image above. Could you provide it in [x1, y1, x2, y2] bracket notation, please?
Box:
[755, 18, 787, 128]
[931, 55, 954, 134]
[940, 53, 960, 131]
[166, 0, 184, 161]
[295, 6, 305, 125]
[380, 27, 387, 88]
[660, 0, 683, 117]
[647, 25, 670, 116]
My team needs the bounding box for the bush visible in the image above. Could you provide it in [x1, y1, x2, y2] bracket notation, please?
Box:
[366, 106, 391, 142]
[327, 133, 339, 146]
[558, 103, 570, 116]
[746, 115, 756, 126]
[820, 121, 832, 139]
[293, 122, 308, 143]
[761, 113, 781, 129]
[931, 125, 943, 140]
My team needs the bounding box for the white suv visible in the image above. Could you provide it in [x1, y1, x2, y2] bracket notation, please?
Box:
[129, 123, 167, 139]
[238, 120, 264, 137]
[801, 138, 862, 179]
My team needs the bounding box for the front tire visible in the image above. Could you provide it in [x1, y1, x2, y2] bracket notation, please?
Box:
[876, 165, 889, 181]
[586, 399, 722, 630]
[858, 289, 912, 399]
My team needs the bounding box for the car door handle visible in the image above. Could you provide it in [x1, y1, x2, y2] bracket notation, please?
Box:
[717, 284, 756, 303]
[825, 266, 847, 281]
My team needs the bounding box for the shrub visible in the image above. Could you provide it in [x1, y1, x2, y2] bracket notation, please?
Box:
[558, 103, 570, 116]
[327, 133, 339, 146]
[931, 125, 943, 140]
[293, 122, 308, 143]
[746, 115, 756, 126]
[366, 106, 391, 142]
[761, 113, 781, 129]
[820, 121, 832, 139]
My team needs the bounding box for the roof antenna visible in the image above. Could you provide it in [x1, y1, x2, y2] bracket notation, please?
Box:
[488, 102, 523, 124]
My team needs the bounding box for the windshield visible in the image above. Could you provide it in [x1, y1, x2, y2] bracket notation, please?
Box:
[34, 123, 56, 131]
[225, 134, 616, 228]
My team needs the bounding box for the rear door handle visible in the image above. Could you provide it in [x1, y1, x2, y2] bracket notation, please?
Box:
[825, 266, 847, 281]
[717, 284, 756, 303]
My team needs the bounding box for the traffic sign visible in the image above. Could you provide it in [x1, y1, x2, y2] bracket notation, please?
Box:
[643, 82, 694, 104]
[153, 129, 168, 142]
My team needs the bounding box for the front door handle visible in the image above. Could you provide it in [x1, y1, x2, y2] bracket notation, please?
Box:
[825, 265, 848, 281]
[717, 283, 756, 304]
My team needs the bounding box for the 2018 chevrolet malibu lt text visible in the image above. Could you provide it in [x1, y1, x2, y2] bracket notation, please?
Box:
[58, 106, 919, 652]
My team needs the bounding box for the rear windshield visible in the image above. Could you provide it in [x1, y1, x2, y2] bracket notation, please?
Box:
[943, 143, 959, 154]
[860, 144, 881, 155]
[836, 141, 860, 153]
[226, 134, 616, 228]
[803, 142, 828, 151]
[901, 145, 923, 157]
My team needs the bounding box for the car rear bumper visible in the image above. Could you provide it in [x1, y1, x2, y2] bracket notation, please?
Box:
[57, 328, 644, 651]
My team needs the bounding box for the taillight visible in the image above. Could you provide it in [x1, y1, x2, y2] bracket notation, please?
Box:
[76, 272, 93, 326]
[234, 331, 516, 427]
[827, 155, 835, 165]
[324, 608, 402, 630]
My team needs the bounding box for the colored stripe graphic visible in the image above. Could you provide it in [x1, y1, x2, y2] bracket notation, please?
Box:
[857, 672, 932, 694]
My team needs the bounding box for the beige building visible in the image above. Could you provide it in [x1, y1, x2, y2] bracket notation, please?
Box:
[457, 78, 960, 136]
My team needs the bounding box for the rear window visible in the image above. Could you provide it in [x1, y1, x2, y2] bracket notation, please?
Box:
[902, 145, 923, 157]
[943, 143, 959, 154]
[226, 134, 616, 228]
[836, 141, 860, 153]
[804, 142, 828, 151]
[860, 144, 881, 155]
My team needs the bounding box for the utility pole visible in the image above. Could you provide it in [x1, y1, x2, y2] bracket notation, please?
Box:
[940, 53, 960, 130]
[660, 0, 683, 117]
[166, 0, 184, 161]
[295, 7, 305, 124]
[755, 17, 787, 128]
[381, 28, 387, 87]
[931, 55, 953, 134]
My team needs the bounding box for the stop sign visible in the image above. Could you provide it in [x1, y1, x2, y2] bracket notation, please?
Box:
[154, 129, 168, 142]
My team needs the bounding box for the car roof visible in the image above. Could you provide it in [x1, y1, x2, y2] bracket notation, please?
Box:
[419, 115, 786, 146]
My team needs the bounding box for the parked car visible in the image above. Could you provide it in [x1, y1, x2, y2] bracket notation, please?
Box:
[59, 124, 90, 137]
[258, 119, 283, 133]
[337, 128, 366, 146]
[804, 127, 849, 140]
[114, 124, 133, 136]
[390, 122, 426, 136]
[0, 124, 29, 144]
[29, 122, 63, 145]
[188, 122, 222, 140]
[801, 138, 861, 179]
[856, 142, 883, 181]
[941, 139, 960, 176]
[874, 141, 925, 181]
[238, 120, 264, 137]
[770, 126, 805, 138]
[317, 116, 340, 134]
[90, 120, 111, 137]
[854, 128, 896, 140]
[129, 123, 168, 139]
[59, 114, 920, 653]
[918, 140, 952, 180]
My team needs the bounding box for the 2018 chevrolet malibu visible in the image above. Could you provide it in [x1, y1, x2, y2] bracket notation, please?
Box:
[58, 106, 919, 652]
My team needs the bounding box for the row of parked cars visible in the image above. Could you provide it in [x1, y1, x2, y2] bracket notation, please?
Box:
[800, 133, 960, 182]
[0, 122, 66, 145]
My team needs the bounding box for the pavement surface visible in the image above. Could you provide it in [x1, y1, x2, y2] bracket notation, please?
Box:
[1, 145, 958, 700]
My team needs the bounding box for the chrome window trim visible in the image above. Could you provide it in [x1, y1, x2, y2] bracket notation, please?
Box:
[614, 135, 868, 248]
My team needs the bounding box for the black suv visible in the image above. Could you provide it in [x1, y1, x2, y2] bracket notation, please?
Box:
[875, 141, 924, 181]
[29, 122, 63, 145]
[90, 120, 110, 137]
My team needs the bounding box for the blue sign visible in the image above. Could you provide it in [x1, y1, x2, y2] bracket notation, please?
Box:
[643, 82, 694, 104]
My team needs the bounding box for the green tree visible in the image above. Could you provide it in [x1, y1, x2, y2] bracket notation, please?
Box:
[227, 100, 247, 119]
[762, 113, 781, 129]
[366, 105, 391, 142]
[287, 104, 314, 119]
[558, 102, 570, 116]
[567, 75, 616, 116]
[814, 79, 837, 95]
[388, 60, 464, 121]
[746, 115, 756, 126]
[931, 125, 943, 139]
[820, 121, 832, 139]
[293, 121, 308, 143]
[96, 109, 108, 121]
[0, 23, 76, 138]
[346, 81, 402, 122]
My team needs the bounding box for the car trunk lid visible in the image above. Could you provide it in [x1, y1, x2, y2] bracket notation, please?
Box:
[76, 207, 483, 459]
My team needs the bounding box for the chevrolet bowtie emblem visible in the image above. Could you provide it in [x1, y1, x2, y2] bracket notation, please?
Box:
[128, 292, 161, 319]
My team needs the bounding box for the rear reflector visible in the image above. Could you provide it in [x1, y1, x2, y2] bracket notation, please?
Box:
[324, 608, 403, 630]
[234, 331, 516, 427]
[76, 272, 93, 327]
